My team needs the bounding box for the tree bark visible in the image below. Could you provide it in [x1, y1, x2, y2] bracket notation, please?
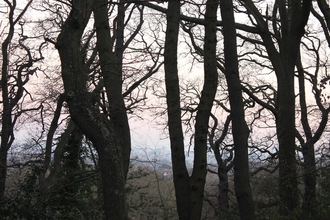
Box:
[56, 1, 128, 219]
[93, 0, 131, 178]
[218, 158, 230, 215]
[164, 1, 190, 219]
[209, 113, 232, 216]
[190, 0, 219, 218]
[242, 0, 312, 216]
[317, 0, 330, 29]
[220, 0, 256, 219]
[164, 0, 218, 219]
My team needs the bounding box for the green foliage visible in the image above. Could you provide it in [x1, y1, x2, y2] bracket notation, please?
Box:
[1, 128, 103, 220]
[0, 164, 103, 220]
[1, 162, 179, 220]
[316, 165, 330, 219]
[251, 171, 279, 219]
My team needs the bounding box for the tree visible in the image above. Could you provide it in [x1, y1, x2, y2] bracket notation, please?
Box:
[93, 0, 131, 178]
[240, 26, 330, 217]
[219, 0, 256, 218]
[55, 0, 156, 218]
[241, 0, 312, 216]
[164, 0, 218, 219]
[208, 113, 234, 217]
[295, 32, 330, 218]
[56, 0, 129, 218]
[3, 1, 330, 219]
[0, 0, 43, 201]
[316, 0, 330, 31]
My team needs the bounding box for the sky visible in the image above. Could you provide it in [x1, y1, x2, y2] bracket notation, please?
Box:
[4, 0, 330, 170]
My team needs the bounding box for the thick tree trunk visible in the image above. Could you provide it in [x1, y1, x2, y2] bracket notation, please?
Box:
[220, 0, 256, 219]
[56, 1, 129, 219]
[301, 142, 316, 219]
[93, 0, 131, 178]
[0, 150, 8, 200]
[276, 71, 299, 215]
[95, 136, 128, 220]
[273, 2, 312, 216]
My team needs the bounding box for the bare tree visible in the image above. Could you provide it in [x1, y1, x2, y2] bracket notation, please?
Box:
[0, 0, 43, 201]
[295, 34, 330, 218]
[56, 0, 130, 218]
[164, 0, 218, 219]
[208, 113, 234, 217]
[55, 0, 158, 218]
[220, 0, 256, 218]
[240, 0, 312, 216]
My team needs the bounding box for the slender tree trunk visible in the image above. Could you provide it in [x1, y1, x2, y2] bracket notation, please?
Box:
[317, 0, 330, 28]
[0, 3, 15, 200]
[164, 1, 190, 219]
[190, 0, 218, 218]
[164, 0, 218, 219]
[220, 0, 256, 219]
[39, 120, 76, 191]
[0, 80, 11, 200]
[0, 0, 34, 200]
[64, 125, 84, 172]
[0, 105, 11, 200]
[218, 159, 229, 214]
[297, 54, 318, 219]
[210, 115, 232, 217]
[0, 151, 8, 200]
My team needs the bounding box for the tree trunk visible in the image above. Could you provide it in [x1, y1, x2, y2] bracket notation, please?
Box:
[220, 0, 256, 219]
[0, 107, 11, 200]
[93, 0, 131, 178]
[297, 53, 319, 219]
[164, 0, 218, 218]
[56, 1, 128, 219]
[190, 0, 218, 218]
[301, 142, 316, 219]
[164, 1, 190, 219]
[276, 71, 298, 215]
[0, 150, 8, 200]
[317, 0, 330, 28]
[210, 114, 232, 217]
[218, 159, 229, 215]
[241, 0, 312, 216]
